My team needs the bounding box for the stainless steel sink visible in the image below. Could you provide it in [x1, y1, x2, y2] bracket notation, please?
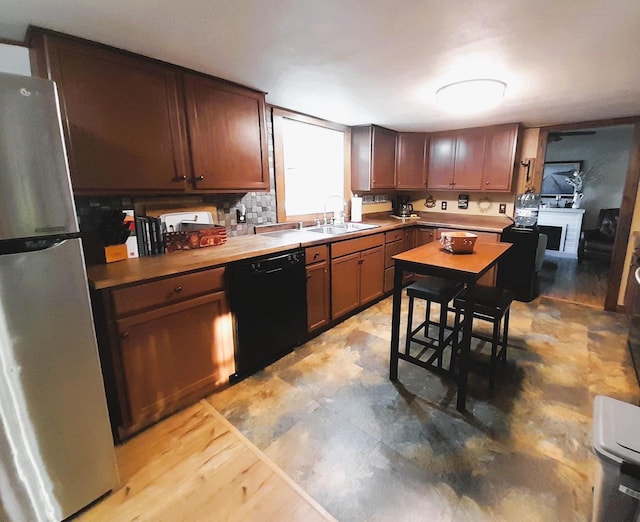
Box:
[304, 222, 380, 235]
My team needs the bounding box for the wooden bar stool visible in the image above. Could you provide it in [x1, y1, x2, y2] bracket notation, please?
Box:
[451, 285, 514, 389]
[405, 276, 465, 369]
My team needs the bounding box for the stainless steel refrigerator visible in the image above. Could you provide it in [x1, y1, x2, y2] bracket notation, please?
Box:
[0, 72, 118, 520]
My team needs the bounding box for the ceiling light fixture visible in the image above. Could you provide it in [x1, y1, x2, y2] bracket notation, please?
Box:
[436, 79, 506, 113]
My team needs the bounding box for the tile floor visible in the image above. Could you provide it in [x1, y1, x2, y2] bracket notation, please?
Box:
[208, 295, 639, 521]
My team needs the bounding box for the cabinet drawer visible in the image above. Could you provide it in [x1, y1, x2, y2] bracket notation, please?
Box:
[385, 239, 406, 268]
[112, 267, 225, 316]
[385, 229, 404, 243]
[305, 245, 328, 265]
[331, 233, 384, 259]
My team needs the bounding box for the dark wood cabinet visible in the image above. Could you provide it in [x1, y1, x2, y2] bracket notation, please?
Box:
[415, 226, 435, 246]
[183, 73, 269, 192]
[331, 234, 384, 320]
[428, 129, 484, 190]
[427, 133, 457, 189]
[396, 133, 428, 190]
[305, 245, 330, 333]
[29, 30, 190, 193]
[427, 124, 518, 192]
[96, 267, 234, 439]
[481, 124, 519, 191]
[384, 229, 409, 293]
[453, 128, 486, 190]
[29, 28, 269, 194]
[351, 125, 397, 191]
[116, 291, 231, 431]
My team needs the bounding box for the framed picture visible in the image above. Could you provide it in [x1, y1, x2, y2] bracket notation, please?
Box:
[541, 161, 583, 195]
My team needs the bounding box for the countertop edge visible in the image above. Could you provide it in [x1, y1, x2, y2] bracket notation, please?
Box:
[87, 214, 512, 290]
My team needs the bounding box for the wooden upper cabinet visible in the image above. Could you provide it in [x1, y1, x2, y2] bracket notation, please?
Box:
[453, 128, 485, 190]
[351, 125, 397, 191]
[29, 30, 190, 193]
[427, 133, 456, 189]
[427, 124, 518, 192]
[396, 133, 428, 190]
[183, 73, 269, 191]
[481, 124, 519, 191]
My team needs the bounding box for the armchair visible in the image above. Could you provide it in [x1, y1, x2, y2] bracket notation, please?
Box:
[578, 208, 619, 263]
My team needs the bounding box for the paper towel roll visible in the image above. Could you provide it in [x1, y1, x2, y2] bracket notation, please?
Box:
[351, 196, 363, 222]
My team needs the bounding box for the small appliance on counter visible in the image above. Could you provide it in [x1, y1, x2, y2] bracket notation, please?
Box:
[393, 195, 414, 217]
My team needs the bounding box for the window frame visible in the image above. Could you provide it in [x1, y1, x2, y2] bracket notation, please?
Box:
[272, 107, 351, 223]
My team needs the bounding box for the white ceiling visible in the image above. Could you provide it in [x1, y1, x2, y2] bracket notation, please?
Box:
[1, 0, 639, 132]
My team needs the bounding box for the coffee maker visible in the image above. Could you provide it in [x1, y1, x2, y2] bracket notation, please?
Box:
[393, 195, 414, 217]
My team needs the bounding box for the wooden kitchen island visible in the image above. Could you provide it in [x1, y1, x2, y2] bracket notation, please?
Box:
[389, 240, 512, 411]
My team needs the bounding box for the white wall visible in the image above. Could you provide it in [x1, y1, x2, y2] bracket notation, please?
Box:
[0, 43, 30, 75]
[545, 125, 633, 229]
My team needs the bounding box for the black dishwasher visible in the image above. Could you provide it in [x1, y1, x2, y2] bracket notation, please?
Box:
[227, 249, 307, 378]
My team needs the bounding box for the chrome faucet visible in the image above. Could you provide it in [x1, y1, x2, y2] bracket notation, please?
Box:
[323, 195, 347, 225]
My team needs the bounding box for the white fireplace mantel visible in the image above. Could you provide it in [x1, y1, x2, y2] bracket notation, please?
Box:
[537, 208, 585, 258]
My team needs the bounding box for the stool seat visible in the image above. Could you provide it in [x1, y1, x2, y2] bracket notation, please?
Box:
[453, 286, 514, 317]
[404, 276, 465, 373]
[407, 276, 465, 303]
[452, 285, 514, 389]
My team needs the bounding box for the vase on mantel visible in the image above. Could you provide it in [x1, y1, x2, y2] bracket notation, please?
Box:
[572, 192, 584, 209]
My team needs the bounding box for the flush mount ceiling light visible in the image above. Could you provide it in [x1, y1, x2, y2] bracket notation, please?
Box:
[436, 79, 506, 113]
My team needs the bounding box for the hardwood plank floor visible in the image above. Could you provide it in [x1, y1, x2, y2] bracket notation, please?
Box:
[77, 400, 336, 522]
[538, 253, 610, 308]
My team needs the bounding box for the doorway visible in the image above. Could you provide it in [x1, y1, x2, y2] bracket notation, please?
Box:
[536, 124, 637, 310]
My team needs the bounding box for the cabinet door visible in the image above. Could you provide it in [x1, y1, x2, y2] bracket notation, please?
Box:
[396, 133, 427, 189]
[453, 128, 485, 190]
[482, 124, 518, 191]
[415, 227, 435, 246]
[360, 246, 384, 305]
[331, 252, 361, 320]
[116, 292, 233, 429]
[306, 261, 330, 332]
[33, 33, 190, 193]
[371, 127, 397, 189]
[427, 133, 456, 189]
[183, 73, 269, 191]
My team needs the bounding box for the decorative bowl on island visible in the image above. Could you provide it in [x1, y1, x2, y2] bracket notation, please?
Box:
[440, 231, 478, 254]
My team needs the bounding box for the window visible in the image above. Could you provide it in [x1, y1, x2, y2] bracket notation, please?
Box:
[273, 109, 348, 222]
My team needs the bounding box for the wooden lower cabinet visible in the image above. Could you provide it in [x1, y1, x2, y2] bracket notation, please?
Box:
[98, 267, 234, 439]
[331, 234, 384, 321]
[305, 245, 330, 333]
[384, 227, 435, 291]
[415, 226, 435, 246]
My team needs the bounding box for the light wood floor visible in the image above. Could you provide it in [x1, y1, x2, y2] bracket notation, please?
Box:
[77, 400, 336, 522]
[538, 253, 610, 308]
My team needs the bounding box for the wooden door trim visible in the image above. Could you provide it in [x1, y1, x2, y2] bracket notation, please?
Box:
[536, 122, 640, 311]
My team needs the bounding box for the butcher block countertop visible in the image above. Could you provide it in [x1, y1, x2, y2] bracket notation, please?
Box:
[87, 212, 512, 290]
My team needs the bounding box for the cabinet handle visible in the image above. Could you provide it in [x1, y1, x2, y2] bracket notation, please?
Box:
[173, 175, 187, 182]
[314, 252, 320, 259]
[120, 332, 129, 339]
[196, 175, 205, 181]
[485, 181, 490, 185]
[174, 286, 183, 293]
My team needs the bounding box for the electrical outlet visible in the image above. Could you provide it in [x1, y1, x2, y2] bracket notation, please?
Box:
[441, 201, 447, 210]
[499, 204, 507, 214]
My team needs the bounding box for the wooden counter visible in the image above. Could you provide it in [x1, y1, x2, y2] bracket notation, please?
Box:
[87, 213, 512, 290]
